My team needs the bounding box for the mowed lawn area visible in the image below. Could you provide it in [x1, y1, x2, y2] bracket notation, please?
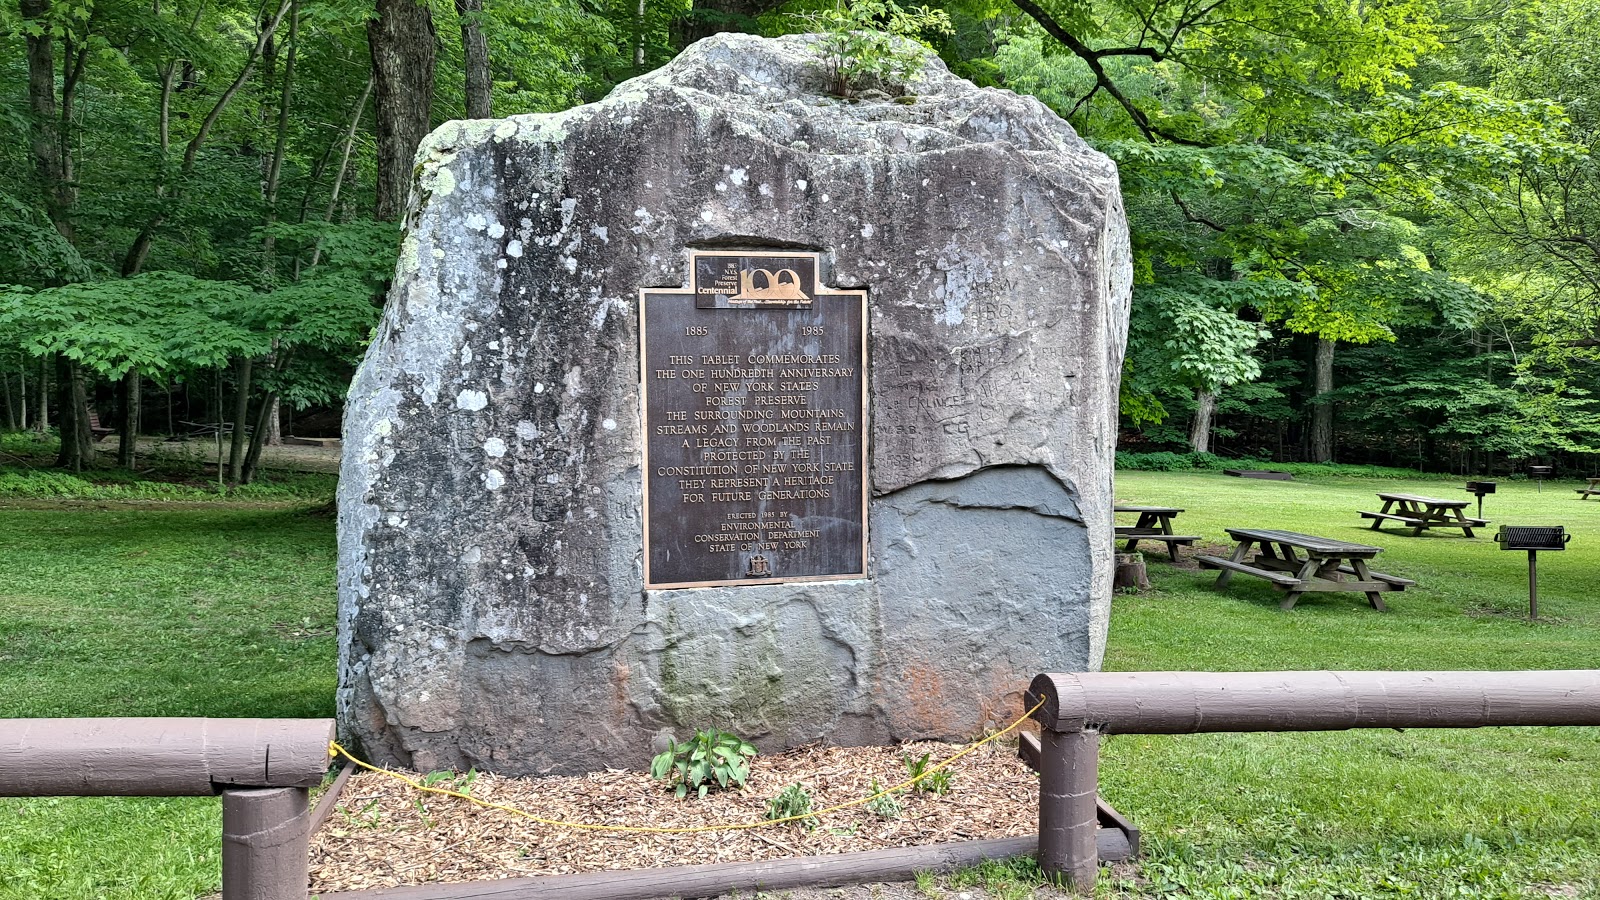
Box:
[1, 470, 1597, 898]
[0, 500, 337, 900]
[1105, 471, 1599, 898]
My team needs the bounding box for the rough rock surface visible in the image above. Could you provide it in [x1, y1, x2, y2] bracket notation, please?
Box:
[338, 33, 1131, 775]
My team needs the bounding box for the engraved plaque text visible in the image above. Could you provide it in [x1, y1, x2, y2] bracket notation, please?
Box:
[641, 251, 867, 589]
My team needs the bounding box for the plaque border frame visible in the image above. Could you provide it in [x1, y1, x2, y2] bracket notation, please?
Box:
[640, 249, 869, 591]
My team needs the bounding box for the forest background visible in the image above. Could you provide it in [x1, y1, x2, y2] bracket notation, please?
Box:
[3, 0, 1599, 479]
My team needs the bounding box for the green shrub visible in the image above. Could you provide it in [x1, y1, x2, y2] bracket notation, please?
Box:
[1115, 450, 1191, 471]
[0, 465, 335, 501]
[1113, 451, 1455, 481]
[764, 783, 819, 830]
[797, 1, 952, 97]
[0, 431, 56, 454]
[1263, 461, 1438, 479]
[650, 729, 756, 800]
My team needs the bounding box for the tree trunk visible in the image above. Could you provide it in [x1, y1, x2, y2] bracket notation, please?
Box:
[21, 0, 63, 236]
[240, 390, 281, 485]
[455, 0, 491, 118]
[1189, 389, 1216, 454]
[21, 0, 74, 242]
[13, 372, 24, 430]
[260, 1, 298, 283]
[227, 358, 254, 483]
[634, 0, 647, 72]
[266, 396, 282, 445]
[1309, 337, 1335, 463]
[118, 368, 141, 468]
[369, 0, 437, 222]
[307, 77, 373, 271]
[53, 356, 92, 472]
[1113, 553, 1150, 591]
[34, 356, 49, 434]
[2, 372, 15, 430]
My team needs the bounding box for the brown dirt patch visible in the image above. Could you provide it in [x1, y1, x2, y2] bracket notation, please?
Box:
[309, 740, 1039, 894]
[141, 436, 341, 473]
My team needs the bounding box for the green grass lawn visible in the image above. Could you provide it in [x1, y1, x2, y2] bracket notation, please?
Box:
[0, 500, 337, 900]
[1, 470, 1596, 898]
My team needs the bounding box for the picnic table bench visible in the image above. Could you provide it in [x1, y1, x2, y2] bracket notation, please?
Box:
[163, 420, 249, 443]
[1359, 492, 1488, 537]
[1577, 477, 1600, 500]
[85, 409, 115, 442]
[1115, 505, 1201, 562]
[1197, 528, 1414, 611]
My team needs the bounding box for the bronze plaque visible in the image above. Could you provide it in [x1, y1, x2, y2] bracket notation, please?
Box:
[641, 250, 867, 589]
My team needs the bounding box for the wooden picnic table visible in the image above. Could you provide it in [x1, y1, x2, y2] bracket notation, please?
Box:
[1359, 492, 1488, 537]
[1577, 477, 1600, 500]
[1114, 505, 1201, 561]
[1197, 528, 1414, 611]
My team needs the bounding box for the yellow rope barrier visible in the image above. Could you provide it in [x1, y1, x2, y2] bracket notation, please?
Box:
[327, 694, 1046, 834]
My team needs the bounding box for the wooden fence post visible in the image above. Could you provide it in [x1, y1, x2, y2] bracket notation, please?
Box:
[221, 786, 311, 900]
[1036, 727, 1100, 894]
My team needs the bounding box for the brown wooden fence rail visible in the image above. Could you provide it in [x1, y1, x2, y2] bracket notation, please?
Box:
[12, 677, 1598, 900]
[1022, 670, 1600, 893]
[0, 718, 334, 900]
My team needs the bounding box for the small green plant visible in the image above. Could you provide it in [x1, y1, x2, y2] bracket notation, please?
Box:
[794, 0, 953, 98]
[412, 770, 476, 828]
[419, 768, 478, 794]
[337, 798, 384, 829]
[651, 728, 757, 799]
[903, 751, 952, 794]
[865, 778, 903, 819]
[960, 851, 1036, 890]
[764, 782, 819, 831]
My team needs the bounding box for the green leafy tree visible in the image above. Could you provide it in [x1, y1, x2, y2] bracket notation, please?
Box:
[1123, 277, 1289, 452]
[989, 0, 1551, 461]
[1445, 0, 1600, 333]
[0, 274, 267, 469]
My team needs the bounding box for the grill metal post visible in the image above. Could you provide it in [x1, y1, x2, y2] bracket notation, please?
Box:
[1464, 481, 1496, 520]
[1529, 550, 1539, 621]
[1528, 465, 1553, 492]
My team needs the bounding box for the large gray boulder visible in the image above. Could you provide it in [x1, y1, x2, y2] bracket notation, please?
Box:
[339, 32, 1131, 775]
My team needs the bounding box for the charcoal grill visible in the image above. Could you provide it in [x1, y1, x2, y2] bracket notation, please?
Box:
[1528, 465, 1554, 492]
[1494, 525, 1571, 620]
[1495, 525, 1569, 551]
[1463, 480, 1497, 518]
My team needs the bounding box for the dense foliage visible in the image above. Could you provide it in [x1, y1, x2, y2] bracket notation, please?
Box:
[994, 0, 1600, 470]
[5, 0, 1600, 474]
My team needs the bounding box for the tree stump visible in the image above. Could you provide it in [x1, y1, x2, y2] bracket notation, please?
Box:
[1113, 552, 1149, 591]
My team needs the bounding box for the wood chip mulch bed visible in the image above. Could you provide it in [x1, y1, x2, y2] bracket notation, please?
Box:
[309, 739, 1040, 893]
